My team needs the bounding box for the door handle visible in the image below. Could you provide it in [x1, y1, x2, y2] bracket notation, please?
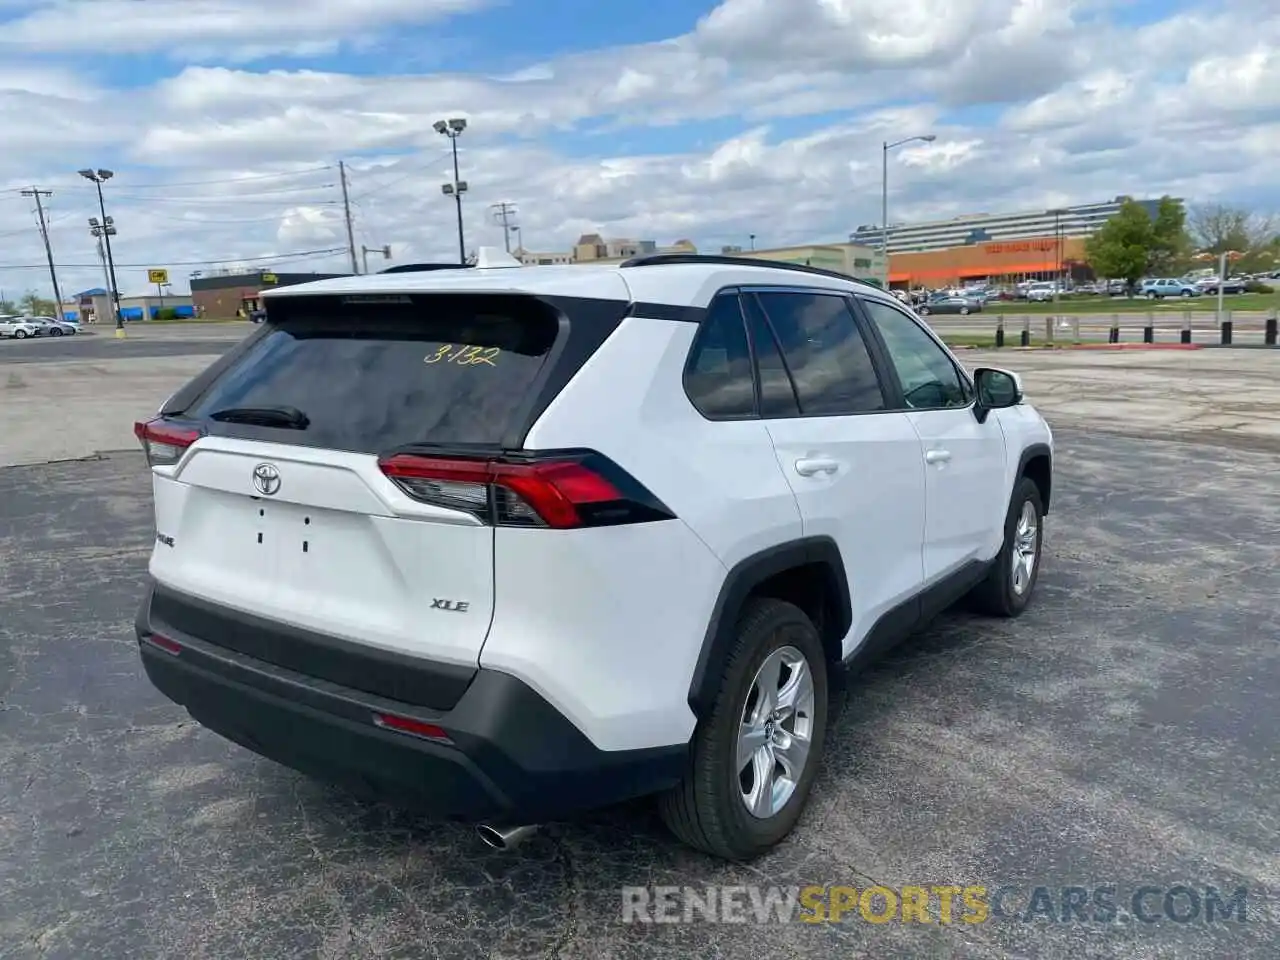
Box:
[794, 457, 840, 477]
[924, 449, 952, 464]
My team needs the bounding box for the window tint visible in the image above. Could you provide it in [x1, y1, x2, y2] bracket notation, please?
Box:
[684, 294, 755, 418]
[184, 294, 559, 453]
[754, 292, 885, 415]
[743, 295, 799, 417]
[860, 299, 972, 410]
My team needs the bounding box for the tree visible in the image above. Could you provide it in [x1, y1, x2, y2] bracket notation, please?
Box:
[18, 291, 56, 317]
[1085, 196, 1191, 291]
[0, 299, 15, 315]
[1149, 196, 1191, 274]
[1085, 200, 1155, 291]
[1188, 203, 1277, 273]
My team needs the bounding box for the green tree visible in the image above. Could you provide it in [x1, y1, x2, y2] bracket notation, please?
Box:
[18, 291, 56, 316]
[0, 299, 15, 314]
[1085, 200, 1154, 291]
[1149, 196, 1191, 274]
[1086, 196, 1191, 291]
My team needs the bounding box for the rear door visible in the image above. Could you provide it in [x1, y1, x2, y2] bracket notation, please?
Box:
[143, 292, 571, 670]
[856, 296, 1008, 583]
[742, 288, 927, 655]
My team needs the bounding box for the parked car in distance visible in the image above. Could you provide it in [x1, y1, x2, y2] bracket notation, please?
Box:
[23, 315, 79, 336]
[1023, 282, 1061, 302]
[916, 295, 982, 316]
[1196, 276, 1246, 295]
[0, 315, 39, 339]
[1138, 278, 1199, 299]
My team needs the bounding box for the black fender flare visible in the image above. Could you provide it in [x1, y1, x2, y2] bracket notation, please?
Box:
[1016, 442, 1052, 513]
[687, 536, 851, 719]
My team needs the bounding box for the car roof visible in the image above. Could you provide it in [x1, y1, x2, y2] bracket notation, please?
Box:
[262, 254, 894, 311]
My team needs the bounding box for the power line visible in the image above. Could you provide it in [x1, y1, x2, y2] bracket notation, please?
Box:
[121, 165, 334, 190]
[110, 184, 339, 204]
[0, 246, 349, 270]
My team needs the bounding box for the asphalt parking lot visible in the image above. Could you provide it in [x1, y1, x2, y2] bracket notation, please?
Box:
[2, 329, 1278, 958]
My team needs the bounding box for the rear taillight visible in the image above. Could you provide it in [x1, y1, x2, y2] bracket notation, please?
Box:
[378, 451, 674, 529]
[134, 418, 201, 467]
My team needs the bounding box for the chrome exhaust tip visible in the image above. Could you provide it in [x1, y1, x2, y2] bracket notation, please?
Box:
[476, 823, 540, 850]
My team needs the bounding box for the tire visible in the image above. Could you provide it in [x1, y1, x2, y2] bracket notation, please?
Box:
[50, 327, 63, 336]
[959, 306, 970, 316]
[918, 306, 930, 316]
[968, 475, 1044, 617]
[658, 598, 829, 861]
[1181, 290, 1192, 297]
[13, 329, 26, 339]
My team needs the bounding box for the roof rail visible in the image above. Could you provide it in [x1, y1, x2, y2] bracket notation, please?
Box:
[380, 262, 473, 274]
[617, 253, 882, 288]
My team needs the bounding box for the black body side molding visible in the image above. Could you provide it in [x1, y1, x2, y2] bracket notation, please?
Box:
[687, 536, 851, 718]
[1016, 442, 1053, 513]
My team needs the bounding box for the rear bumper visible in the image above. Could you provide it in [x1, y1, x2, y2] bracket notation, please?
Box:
[136, 581, 687, 822]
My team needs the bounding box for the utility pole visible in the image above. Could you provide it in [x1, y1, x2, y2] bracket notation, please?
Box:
[339, 160, 358, 273]
[489, 201, 519, 252]
[21, 187, 63, 318]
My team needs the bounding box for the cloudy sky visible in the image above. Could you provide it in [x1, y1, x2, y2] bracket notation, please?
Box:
[0, 0, 1277, 300]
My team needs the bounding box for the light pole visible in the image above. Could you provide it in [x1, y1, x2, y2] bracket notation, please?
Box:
[1048, 208, 1069, 304]
[749, 233, 756, 251]
[433, 118, 468, 263]
[881, 134, 936, 289]
[79, 168, 123, 335]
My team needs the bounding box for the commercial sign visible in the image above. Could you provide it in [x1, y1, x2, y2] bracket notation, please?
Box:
[983, 240, 1057, 255]
[261, 273, 279, 284]
[147, 269, 169, 284]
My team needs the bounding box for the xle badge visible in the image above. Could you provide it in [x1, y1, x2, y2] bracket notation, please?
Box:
[431, 598, 470, 613]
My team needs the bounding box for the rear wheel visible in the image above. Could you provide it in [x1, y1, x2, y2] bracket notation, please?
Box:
[13, 329, 26, 339]
[50, 327, 63, 336]
[968, 475, 1044, 618]
[658, 598, 828, 861]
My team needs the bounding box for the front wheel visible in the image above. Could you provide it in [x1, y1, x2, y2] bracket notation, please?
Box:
[50, 327, 63, 336]
[968, 476, 1044, 618]
[658, 598, 829, 861]
[13, 329, 26, 339]
[959, 306, 970, 315]
[918, 306, 930, 316]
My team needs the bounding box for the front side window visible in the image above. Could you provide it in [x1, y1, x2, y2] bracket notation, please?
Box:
[860, 299, 972, 410]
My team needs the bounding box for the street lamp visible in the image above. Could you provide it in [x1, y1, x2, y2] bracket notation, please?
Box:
[433, 117, 468, 263]
[79, 168, 123, 334]
[1046, 208, 1070, 302]
[881, 135, 936, 288]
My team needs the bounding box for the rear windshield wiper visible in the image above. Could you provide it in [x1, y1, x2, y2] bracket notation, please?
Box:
[209, 405, 310, 429]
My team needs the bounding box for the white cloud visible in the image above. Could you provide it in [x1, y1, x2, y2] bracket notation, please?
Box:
[0, 0, 1278, 303]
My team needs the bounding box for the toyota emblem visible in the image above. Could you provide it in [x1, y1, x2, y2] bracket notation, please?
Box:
[252, 462, 281, 496]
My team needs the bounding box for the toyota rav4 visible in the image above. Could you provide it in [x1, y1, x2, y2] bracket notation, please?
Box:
[133, 252, 1053, 861]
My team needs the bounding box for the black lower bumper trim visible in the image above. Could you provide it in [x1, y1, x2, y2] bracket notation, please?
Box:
[136, 583, 687, 821]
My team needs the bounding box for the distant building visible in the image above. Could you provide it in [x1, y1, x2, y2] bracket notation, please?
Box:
[515, 235, 696, 266]
[723, 242, 883, 282]
[848, 196, 1183, 289]
[190, 269, 350, 319]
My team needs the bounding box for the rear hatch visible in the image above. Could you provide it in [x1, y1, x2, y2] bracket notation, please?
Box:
[138, 291, 613, 706]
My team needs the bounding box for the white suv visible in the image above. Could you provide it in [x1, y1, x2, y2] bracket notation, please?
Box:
[133, 252, 1053, 861]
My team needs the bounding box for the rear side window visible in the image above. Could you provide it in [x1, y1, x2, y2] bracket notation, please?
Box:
[683, 293, 755, 419]
[183, 294, 561, 454]
[754, 291, 886, 415]
[742, 295, 800, 418]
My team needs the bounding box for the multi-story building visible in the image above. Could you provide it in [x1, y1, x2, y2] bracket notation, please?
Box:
[848, 196, 1181, 289]
[721, 242, 883, 283]
[515, 235, 696, 266]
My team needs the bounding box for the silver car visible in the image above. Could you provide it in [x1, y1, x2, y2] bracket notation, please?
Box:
[23, 315, 78, 337]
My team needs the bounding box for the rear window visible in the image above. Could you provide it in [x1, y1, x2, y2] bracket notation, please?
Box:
[183, 293, 561, 454]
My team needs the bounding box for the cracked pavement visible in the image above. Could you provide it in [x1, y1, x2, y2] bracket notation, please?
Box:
[1, 332, 1278, 958]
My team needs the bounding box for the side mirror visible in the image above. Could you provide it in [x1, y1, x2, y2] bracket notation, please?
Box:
[973, 367, 1023, 423]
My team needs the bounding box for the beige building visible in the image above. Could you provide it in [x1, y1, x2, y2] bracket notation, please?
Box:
[516, 235, 696, 266]
[722, 242, 885, 283]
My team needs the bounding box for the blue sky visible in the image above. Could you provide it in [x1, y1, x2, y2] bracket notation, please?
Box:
[0, 0, 1276, 298]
